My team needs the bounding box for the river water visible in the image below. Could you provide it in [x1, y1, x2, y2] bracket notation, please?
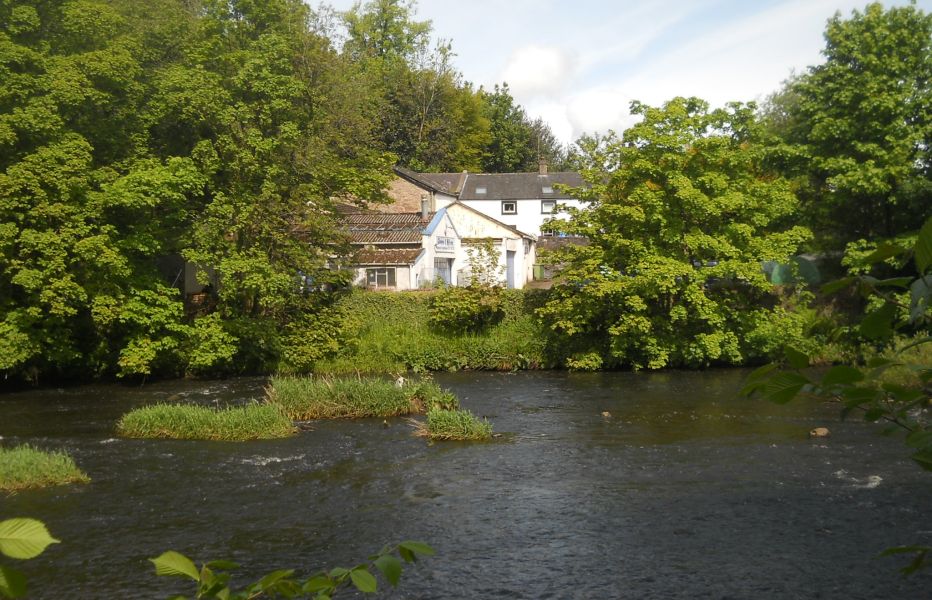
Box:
[1, 370, 929, 599]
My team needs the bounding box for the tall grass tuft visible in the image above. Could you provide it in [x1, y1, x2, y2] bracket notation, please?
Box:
[117, 403, 296, 441]
[412, 408, 493, 441]
[268, 376, 458, 420]
[0, 445, 90, 491]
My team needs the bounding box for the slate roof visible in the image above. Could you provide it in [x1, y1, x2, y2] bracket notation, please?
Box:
[458, 172, 585, 200]
[393, 166, 463, 194]
[353, 248, 424, 265]
[344, 212, 430, 245]
[394, 167, 586, 201]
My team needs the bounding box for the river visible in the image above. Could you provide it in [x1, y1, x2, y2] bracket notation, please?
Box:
[1, 370, 929, 598]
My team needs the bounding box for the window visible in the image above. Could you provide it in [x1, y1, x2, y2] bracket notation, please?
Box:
[366, 267, 396, 288]
[541, 200, 556, 214]
[541, 229, 554, 237]
[475, 186, 487, 195]
[542, 186, 554, 194]
[501, 201, 517, 215]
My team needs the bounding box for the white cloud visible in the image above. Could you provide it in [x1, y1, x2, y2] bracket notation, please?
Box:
[499, 45, 577, 98]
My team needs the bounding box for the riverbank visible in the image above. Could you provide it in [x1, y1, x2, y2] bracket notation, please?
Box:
[311, 290, 555, 375]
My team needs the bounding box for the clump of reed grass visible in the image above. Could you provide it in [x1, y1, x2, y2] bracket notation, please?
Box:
[411, 408, 493, 441]
[267, 376, 458, 420]
[116, 403, 296, 441]
[0, 445, 90, 491]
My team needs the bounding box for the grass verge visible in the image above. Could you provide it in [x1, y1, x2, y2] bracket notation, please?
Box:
[411, 408, 493, 441]
[116, 403, 296, 441]
[0, 445, 90, 491]
[268, 376, 458, 420]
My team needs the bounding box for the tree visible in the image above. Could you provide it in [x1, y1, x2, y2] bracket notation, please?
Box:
[479, 83, 566, 173]
[538, 98, 811, 370]
[770, 2, 932, 248]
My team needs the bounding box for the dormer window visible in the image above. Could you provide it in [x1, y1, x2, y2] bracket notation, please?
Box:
[542, 186, 553, 194]
[475, 186, 487, 195]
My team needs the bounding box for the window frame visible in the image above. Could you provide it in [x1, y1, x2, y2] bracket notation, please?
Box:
[541, 200, 556, 214]
[365, 267, 396, 288]
[501, 201, 517, 215]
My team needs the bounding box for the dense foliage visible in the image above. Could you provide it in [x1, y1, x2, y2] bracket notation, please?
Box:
[764, 2, 932, 248]
[539, 99, 812, 369]
[0, 0, 571, 384]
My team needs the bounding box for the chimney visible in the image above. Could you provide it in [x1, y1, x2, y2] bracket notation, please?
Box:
[420, 194, 429, 220]
[538, 159, 548, 176]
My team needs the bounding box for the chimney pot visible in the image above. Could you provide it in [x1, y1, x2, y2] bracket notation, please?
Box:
[420, 194, 429, 220]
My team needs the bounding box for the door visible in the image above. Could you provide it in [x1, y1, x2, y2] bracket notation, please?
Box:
[434, 257, 452, 285]
[506, 250, 516, 289]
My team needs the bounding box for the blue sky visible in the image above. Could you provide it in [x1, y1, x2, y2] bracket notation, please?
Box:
[313, 0, 932, 144]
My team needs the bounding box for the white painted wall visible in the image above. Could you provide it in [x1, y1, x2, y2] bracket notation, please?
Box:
[352, 265, 413, 290]
[445, 203, 536, 289]
[458, 198, 583, 238]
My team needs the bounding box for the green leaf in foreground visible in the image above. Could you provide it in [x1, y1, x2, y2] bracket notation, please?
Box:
[149, 551, 200, 581]
[763, 372, 810, 405]
[0, 565, 27, 599]
[374, 554, 402, 587]
[784, 346, 809, 369]
[821, 365, 864, 386]
[0, 519, 60, 560]
[878, 545, 930, 575]
[398, 541, 435, 557]
[860, 303, 897, 339]
[349, 568, 377, 593]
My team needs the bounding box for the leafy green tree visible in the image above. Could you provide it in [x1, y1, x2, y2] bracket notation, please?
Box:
[769, 2, 932, 248]
[538, 98, 811, 370]
[479, 83, 566, 173]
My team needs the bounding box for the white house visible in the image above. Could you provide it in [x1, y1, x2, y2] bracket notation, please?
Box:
[443, 201, 536, 289]
[343, 207, 460, 290]
[393, 163, 586, 238]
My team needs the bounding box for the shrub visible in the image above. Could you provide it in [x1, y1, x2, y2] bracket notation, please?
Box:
[411, 408, 493, 441]
[267, 376, 457, 420]
[116, 403, 296, 441]
[0, 445, 90, 491]
[427, 286, 505, 334]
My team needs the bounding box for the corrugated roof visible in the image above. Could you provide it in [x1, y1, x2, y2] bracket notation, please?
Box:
[459, 172, 585, 200]
[349, 231, 421, 244]
[354, 248, 423, 265]
[343, 212, 428, 245]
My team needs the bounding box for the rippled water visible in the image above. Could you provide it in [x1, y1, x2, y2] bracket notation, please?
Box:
[2, 370, 930, 598]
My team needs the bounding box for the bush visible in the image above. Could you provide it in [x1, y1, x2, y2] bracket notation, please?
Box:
[116, 403, 296, 441]
[0, 445, 90, 491]
[267, 376, 457, 420]
[411, 408, 493, 441]
[312, 289, 552, 374]
[427, 286, 505, 334]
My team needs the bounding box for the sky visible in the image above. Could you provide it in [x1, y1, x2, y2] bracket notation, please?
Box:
[313, 0, 932, 145]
